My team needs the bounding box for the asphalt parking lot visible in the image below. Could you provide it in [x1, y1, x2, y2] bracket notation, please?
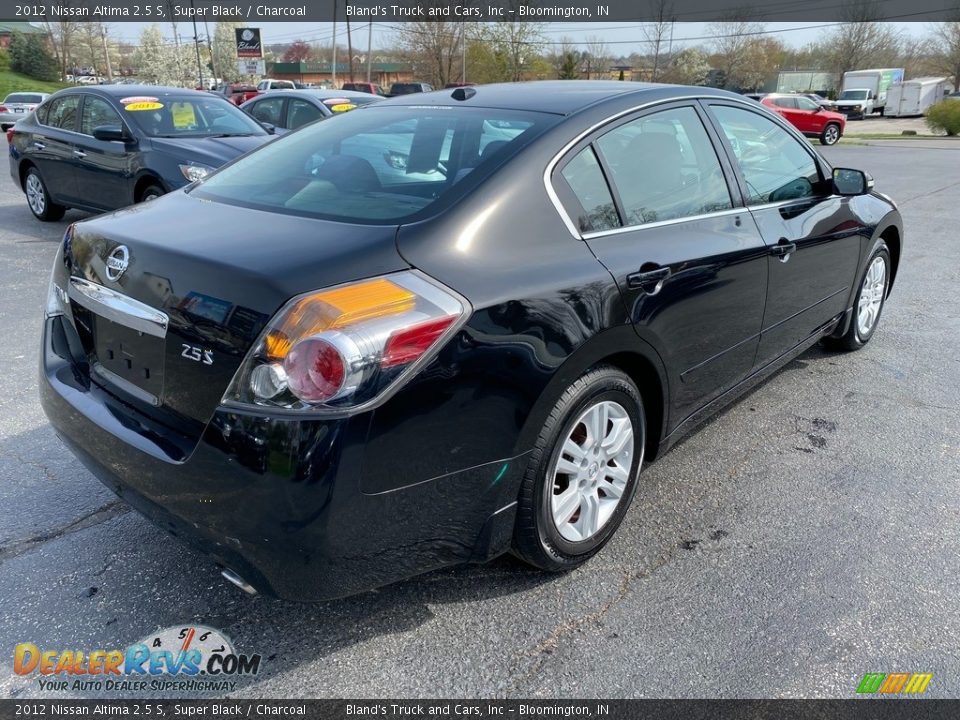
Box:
[1, 141, 959, 699]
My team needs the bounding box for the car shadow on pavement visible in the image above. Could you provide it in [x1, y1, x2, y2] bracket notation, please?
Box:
[0, 422, 558, 697]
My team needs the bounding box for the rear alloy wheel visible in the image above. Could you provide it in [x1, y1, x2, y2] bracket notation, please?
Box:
[820, 123, 841, 145]
[513, 365, 645, 571]
[139, 184, 164, 202]
[24, 168, 65, 222]
[824, 241, 890, 351]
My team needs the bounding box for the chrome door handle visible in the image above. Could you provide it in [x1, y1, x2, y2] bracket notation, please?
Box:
[627, 266, 671, 295]
[73, 149, 87, 158]
[770, 238, 797, 262]
[33, 142, 45, 150]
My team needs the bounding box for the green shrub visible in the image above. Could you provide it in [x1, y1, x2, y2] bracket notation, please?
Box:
[926, 100, 960, 137]
[8, 33, 58, 82]
[0, 49, 10, 72]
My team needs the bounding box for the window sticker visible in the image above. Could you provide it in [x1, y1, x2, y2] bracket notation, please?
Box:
[125, 101, 164, 112]
[171, 102, 197, 127]
[329, 103, 357, 113]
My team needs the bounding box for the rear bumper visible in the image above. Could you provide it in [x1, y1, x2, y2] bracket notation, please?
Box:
[40, 317, 523, 601]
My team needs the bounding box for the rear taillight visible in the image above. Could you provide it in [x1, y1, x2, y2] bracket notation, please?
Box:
[223, 271, 469, 413]
[0, 105, 7, 113]
[5, 128, 14, 144]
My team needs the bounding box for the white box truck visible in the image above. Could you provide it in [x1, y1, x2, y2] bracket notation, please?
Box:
[835, 68, 905, 118]
[885, 77, 950, 117]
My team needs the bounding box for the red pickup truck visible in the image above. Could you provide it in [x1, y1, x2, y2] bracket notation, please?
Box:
[216, 83, 260, 106]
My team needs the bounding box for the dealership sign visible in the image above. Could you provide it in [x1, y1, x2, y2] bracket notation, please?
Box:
[235, 28, 262, 58]
[238, 59, 265, 76]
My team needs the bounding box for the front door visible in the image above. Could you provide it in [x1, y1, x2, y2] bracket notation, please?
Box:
[553, 103, 769, 427]
[704, 102, 863, 368]
[73, 95, 135, 210]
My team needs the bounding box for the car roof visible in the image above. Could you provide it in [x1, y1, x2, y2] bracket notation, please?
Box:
[53, 85, 215, 99]
[256, 89, 380, 100]
[378, 80, 741, 115]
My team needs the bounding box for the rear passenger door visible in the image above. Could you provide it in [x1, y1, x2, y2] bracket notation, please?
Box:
[553, 103, 769, 427]
[30, 94, 81, 202]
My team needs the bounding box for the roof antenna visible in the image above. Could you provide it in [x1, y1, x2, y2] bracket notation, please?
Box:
[452, 87, 476, 101]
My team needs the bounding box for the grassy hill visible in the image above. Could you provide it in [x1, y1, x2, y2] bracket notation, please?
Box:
[0, 69, 69, 99]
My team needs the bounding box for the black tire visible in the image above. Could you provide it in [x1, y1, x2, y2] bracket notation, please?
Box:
[819, 123, 841, 145]
[512, 365, 645, 572]
[824, 241, 891, 351]
[138, 184, 164, 202]
[23, 167, 66, 222]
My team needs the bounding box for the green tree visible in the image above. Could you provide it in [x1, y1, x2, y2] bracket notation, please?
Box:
[9, 33, 59, 81]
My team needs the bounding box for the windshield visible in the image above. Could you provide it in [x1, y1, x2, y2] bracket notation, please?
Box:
[840, 90, 868, 100]
[121, 95, 267, 138]
[192, 106, 558, 223]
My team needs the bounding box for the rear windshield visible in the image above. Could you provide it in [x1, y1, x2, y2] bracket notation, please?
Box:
[121, 95, 267, 138]
[5, 93, 43, 103]
[192, 106, 558, 224]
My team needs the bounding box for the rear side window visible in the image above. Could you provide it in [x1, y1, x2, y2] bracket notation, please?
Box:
[5, 93, 43, 104]
[772, 97, 797, 109]
[596, 106, 732, 225]
[559, 148, 620, 233]
[710, 105, 821, 205]
[80, 96, 122, 135]
[193, 106, 557, 224]
[45, 95, 80, 131]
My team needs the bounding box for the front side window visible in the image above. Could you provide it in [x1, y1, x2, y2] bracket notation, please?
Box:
[45, 95, 80, 130]
[710, 105, 821, 205]
[193, 106, 557, 223]
[287, 99, 323, 129]
[559, 147, 620, 233]
[249, 97, 284, 126]
[595, 106, 733, 226]
[80, 96, 122, 135]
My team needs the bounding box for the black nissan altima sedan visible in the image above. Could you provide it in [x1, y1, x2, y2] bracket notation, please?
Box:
[40, 82, 903, 601]
[9, 85, 271, 220]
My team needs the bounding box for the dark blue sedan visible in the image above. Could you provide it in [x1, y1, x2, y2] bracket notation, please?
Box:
[8, 85, 272, 221]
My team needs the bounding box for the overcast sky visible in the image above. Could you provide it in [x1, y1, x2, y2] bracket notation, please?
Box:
[104, 21, 937, 53]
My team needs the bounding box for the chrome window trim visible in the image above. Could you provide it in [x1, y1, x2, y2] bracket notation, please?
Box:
[68, 277, 169, 339]
[543, 94, 761, 239]
[581, 207, 744, 239]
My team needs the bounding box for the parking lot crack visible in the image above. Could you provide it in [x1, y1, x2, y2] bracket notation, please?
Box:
[0, 500, 130, 563]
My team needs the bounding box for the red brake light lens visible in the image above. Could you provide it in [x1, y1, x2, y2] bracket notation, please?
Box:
[284, 337, 346, 403]
[382, 316, 456, 369]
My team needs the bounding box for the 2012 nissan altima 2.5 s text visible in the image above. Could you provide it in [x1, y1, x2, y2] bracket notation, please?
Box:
[40, 82, 903, 601]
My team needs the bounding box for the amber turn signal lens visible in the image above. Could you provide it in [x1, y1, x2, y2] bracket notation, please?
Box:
[264, 278, 416, 360]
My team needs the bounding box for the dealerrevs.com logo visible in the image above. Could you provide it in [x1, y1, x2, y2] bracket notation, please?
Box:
[13, 625, 262, 694]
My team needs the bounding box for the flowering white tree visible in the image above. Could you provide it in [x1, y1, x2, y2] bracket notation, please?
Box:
[212, 21, 246, 84]
[133, 24, 193, 87]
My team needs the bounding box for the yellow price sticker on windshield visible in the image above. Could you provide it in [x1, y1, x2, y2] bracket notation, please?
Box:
[329, 103, 357, 113]
[171, 102, 197, 127]
[124, 101, 164, 112]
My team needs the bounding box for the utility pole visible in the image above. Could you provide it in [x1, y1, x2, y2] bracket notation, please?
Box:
[461, 22, 466, 83]
[204, 19, 217, 87]
[331, 0, 338, 87]
[190, 0, 203, 89]
[99, 23, 113, 81]
[366, 21, 372, 83]
[346, 14, 354, 82]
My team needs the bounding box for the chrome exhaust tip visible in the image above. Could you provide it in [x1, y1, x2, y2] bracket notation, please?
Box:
[221, 568, 258, 595]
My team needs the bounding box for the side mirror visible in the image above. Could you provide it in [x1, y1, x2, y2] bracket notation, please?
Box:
[260, 122, 276, 135]
[833, 168, 874, 196]
[814, 105, 823, 112]
[93, 125, 130, 143]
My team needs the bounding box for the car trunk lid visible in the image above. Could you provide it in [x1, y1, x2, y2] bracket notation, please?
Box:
[62, 190, 407, 442]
